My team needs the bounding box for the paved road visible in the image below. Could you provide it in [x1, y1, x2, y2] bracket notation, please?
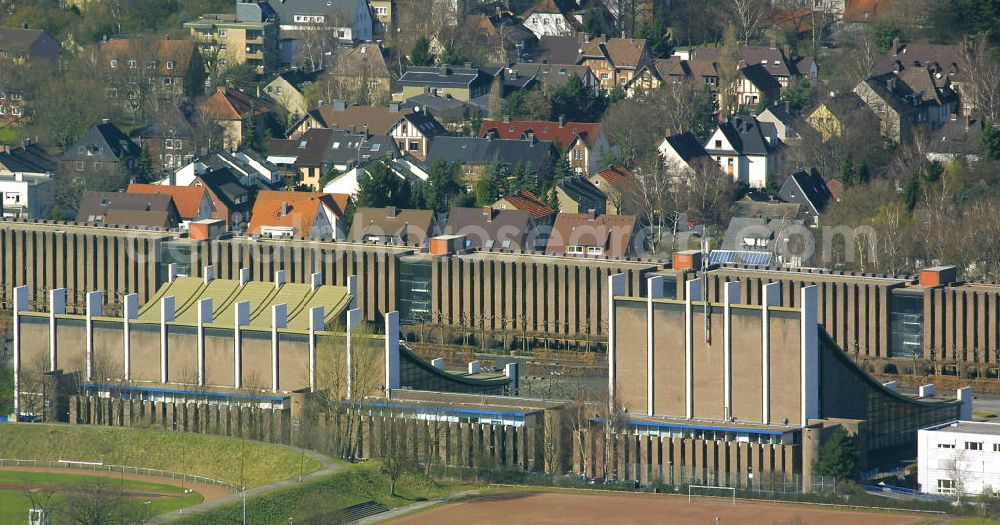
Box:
[150, 445, 341, 524]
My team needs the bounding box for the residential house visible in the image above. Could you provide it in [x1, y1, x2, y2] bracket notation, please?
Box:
[264, 68, 324, 122]
[657, 131, 711, 176]
[587, 166, 638, 215]
[323, 43, 393, 106]
[757, 104, 802, 141]
[289, 102, 446, 159]
[0, 27, 60, 126]
[721, 215, 810, 267]
[556, 174, 605, 215]
[691, 43, 817, 88]
[248, 190, 349, 240]
[164, 150, 284, 229]
[184, 1, 280, 75]
[531, 34, 586, 64]
[544, 211, 639, 258]
[778, 169, 833, 225]
[805, 92, 873, 141]
[492, 190, 556, 227]
[198, 87, 274, 150]
[348, 206, 439, 247]
[521, 0, 577, 38]
[322, 156, 426, 196]
[444, 206, 540, 251]
[577, 37, 650, 91]
[925, 115, 985, 164]
[370, 0, 392, 36]
[478, 118, 609, 175]
[399, 65, 494, 102]
[134, 103, 197, 174]
[734, 63, 781, 111]
[126, 182, 216, 228]
[424, 135, 556, 186]
[875, 39, 971, 115]
[75, 191, 181, 229]
[843, 0, 914, 26]
[509, 63, 600, 96]
[854, 71, 957, 144]
[400, 94, 479, 132]
[466, 12, 537, 64]
[270, 0, 373, 42]
[0, 26, 60, 66]
[0, 143, 57, 219]
[61, 121, 142, 183]
[704, 116, 779, 188]
[99, 38, 204, 117]
[266, 127, 398, 190]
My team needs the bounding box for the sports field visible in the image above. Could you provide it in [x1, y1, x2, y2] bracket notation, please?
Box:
[0, 469, 204, 525]
[389, 491, 928, 525]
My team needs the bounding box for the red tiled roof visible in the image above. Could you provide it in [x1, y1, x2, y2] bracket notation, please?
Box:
[247, 190, 348, 239]
[494, 190, 555, 220]
[127, 183, 209, 219]
[592, 166, 639, 194]
[102, 38, 197, 76]
[478, 119, 602, 149]
[544, 212, 638, 258]
[199, 87, 272, 121]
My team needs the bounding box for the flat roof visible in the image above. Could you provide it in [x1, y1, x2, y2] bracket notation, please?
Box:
[926, 420, 1000, 436]
[0, 218, 179, 237]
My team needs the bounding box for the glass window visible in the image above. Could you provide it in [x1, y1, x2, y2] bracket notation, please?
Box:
[889, 290, 923, 359]
[398, 257, 431, 325]
[966, 441, 983, 451]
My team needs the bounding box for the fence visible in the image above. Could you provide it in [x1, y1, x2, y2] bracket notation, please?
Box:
[0, 458, 238, 493]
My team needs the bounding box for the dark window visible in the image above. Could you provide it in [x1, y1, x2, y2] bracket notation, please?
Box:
[889, 290, 923, 359]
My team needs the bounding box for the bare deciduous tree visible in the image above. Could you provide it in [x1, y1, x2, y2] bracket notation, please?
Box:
[960, 34, 1000, 125]
[730, 0, 771, 45]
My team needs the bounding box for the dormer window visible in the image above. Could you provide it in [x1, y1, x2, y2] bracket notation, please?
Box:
[166, 61, 175, 70]
[110, 59, 118, 68]
[128, 59, 137, 68]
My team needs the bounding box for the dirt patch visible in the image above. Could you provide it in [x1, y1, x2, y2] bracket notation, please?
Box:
[388, 491, 928, 525]
[0, 467, 231, 501]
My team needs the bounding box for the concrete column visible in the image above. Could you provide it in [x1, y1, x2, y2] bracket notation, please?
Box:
[274, 270, 286, 288]
[385, 311, 400, 395]
[646, 275, 665, 416]
[197, 299, 213, 386]
[918, 384, 936, 397]
[167, 263, 178, 282]
[882, 381, 898, 392]
[958, 387, 973, 420]
[723, 281, 740, 421]
[347, 275, 358, 310]
[308, 306, 324, 391]
[762, 282, 780, 424]
[49, 288, 66, 372]
[271, 304, 288, 392]
[123, 294, 138, 381]
[504, 362, 518, 395]
[203, 265, 215, 284]
[431, 358, 445, 369]
[801, 286, 819, 425]
[238, 267, 251, 285]
[310, 272, 322, 291]
[346, 308, 362, 399]
[85, 291, 103, 382]
[685, 278, 702, 420]
[468, 361, 481, 374]
[12, 286, 28, 416]
[234, 301, 249, 389]
[607, 273, 625, 408]
[160, 296, 175, 384]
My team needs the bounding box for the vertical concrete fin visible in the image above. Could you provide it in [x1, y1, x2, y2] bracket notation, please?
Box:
[385, 311, 400, 394]
[274, 270, 286, 289]
[684, 278, 702, 420]
[505, 362, 519, 395]
[958, 387, 973, 420]
[308, 306, 324, 391]
[123, 293, 138, 382]
[347, 275, 358, 310]
[12, 286, 28, 415]
[49, 288, 66, 372]
[723, 281, 740, 421]
[608, 273, 626, 410]
[239, 267, 252, 285]
[271, 303, 288, 392]
[801, 285, 819, 425]
[197, 298, 213, 386]
[761, 282, 780, 425]
[346, 308, 362, 399]
[203, 265, 215, 284]
[310, 272, 322, 291]
[234, 301, 250, 389]
[160, 296, 175, 384]
[167, 263, 178, 282]
[85, 291, 103, 382]
[646, 275, 664, 416]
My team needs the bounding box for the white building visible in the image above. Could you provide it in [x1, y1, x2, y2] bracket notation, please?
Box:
[918, 419, 1000, 497]
[704, 116, 780, 189]
[0, 172, 53, 219]
[270, 0, 374, 42]
[521, 0, 575, 38]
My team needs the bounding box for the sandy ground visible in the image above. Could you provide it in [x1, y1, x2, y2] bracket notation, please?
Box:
[388, 491, 928, 525]
[0, 466, 231, 501]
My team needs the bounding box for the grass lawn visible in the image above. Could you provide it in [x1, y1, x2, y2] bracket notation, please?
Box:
[172, 461, 468, 525]
[943, 519, 1000, 525]
[0, 470, 202, 525]
[0, 424, 321, 487]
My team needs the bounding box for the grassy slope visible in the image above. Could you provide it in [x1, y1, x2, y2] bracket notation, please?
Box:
[0, 471, 203, 525]
[171, 462, 462, 525]
[0, 424, 321, 487]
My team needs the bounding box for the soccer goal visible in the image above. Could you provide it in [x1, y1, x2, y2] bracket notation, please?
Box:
[687, 485, 736, 506]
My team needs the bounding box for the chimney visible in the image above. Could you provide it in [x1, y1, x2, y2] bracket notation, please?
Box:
[503, 114, 510, 123]
[388, 102, 400, 112]
[672, 250, 703, 271]
[919, 266, 957, 287]
[482, 206, 493, 222]
[586, 209, 596, 221]
[386, 206, 397, 218]
[280, 202, 290, 216]
[964, 114, 970, 130]
[318, 100, 325, 106]
[892, 37, 900, 57]
[526, 131, 536, 143]
[559, 115, 565, 127]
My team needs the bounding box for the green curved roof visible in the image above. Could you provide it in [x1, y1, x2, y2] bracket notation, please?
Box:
[134, 276, 351, 329]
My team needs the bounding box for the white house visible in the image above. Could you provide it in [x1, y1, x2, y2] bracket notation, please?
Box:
[704, 116, 780, 189]
[270, 0, 374, 42]
[0, 172, 53, 219]
[521, 0, 575, 38]
[918, 419, 1000, 497]
[657, 131, 711, 178]
[323, 157, 427, 196]
[163, 150, 282, 188]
